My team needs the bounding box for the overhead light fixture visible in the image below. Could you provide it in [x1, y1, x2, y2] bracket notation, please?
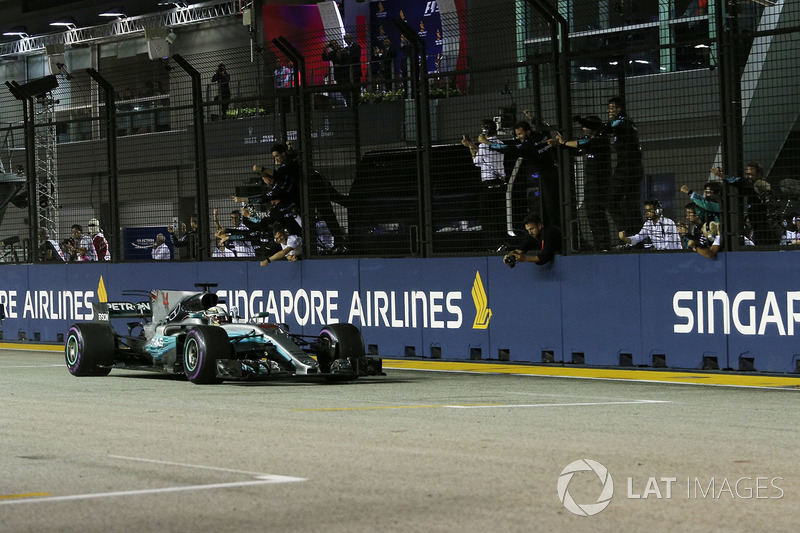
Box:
[144, 27, 171, 60]
[3, 26, 29, 38]
[165, 30, 177, 44]
[158, 1, 188, 8]
[50, 18, 77, 29]
[99, 7, 127, 19]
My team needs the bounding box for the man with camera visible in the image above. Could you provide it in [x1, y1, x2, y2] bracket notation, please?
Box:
[210, 63, 231, 118]
[64, 224, 97, 261]
[503, 213, 561, 266]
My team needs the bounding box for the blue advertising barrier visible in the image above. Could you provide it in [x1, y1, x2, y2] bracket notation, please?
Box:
[1, 251, 798, 373]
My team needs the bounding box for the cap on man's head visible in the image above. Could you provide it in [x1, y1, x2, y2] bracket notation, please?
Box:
[88, 218, 99, 227]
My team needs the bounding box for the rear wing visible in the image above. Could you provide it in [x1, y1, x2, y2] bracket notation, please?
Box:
[92, 301, 152, 322]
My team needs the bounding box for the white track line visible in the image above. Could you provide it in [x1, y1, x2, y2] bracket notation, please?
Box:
[0, 455, 306, 506]
[0, 478, 306, 506]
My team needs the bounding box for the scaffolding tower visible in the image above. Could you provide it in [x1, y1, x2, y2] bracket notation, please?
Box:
[34, 94, 59, 240]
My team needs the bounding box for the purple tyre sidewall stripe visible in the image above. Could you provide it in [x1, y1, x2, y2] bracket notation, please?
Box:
[66, 326, 82, 371]
[184, 331, 204, 380]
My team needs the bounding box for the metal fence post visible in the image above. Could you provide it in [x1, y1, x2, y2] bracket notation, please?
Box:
[273, 37, 313, 259]
[172, 54, 211, 261]
[526, 0, 573, 253]
[716, 0, 744, 251]
[5, 81, 38, 263]
[394, 19, 433, 257]
[86, 68, 120, 262]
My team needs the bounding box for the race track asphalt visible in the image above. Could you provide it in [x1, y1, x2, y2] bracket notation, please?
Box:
[1, 347, 799, 532]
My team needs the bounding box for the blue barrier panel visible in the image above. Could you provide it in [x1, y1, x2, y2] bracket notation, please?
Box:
[561, 254, 641, 367]
[487, 254, 564, 363]
[39, 263, 110, 341]
[4, 264, 42, 341]
[418, 258, 491, 360]
[283, 257, 360, 337]
[356, 258, 426, 357]
[1, 252, 799, 374]
[639, 252, 729, 370]
[726, 251, 800, 373]
[241, 260, 305, 329]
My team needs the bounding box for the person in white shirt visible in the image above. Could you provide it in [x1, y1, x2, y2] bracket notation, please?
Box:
[88, 218, 111, 261]
[260, 225, 302, 266]
[618, 199, 681, 250]
[212, 237, 236, 258]
[463, 119, 506, 240]
[780, 217, 800, 246]
[151, 233, 171, 260]
[65, 224, 98, 261]
[463, 119, 505, 184]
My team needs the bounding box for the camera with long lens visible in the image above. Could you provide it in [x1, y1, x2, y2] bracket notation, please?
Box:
[503, 254, 517, 268]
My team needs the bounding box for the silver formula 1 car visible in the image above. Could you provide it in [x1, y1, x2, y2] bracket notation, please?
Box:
[65, 283, 381, 384]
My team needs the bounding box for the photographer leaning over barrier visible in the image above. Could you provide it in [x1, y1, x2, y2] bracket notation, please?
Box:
[502, 213, 561, 267]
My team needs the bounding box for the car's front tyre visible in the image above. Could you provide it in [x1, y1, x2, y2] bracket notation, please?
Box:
[183, 326, 228, 384]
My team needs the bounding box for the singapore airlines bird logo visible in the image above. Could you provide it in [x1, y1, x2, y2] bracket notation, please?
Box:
[97, 276, 108, 303]
[471, 271, 492, 329]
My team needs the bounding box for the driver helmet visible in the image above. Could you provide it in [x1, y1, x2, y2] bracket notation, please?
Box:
[205, 306, 229, 326]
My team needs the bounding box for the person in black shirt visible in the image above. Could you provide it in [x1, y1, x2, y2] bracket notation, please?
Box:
[503, 213, 561, 266]
[485, 121, 560, 228]
[211, 63, 231, 118]
[712, 161, 776, 245]
[235, 143, 300, 214]
[603, 96, 644, 236]
[554, 116, 613, 250]
[168, 214, 201, 261]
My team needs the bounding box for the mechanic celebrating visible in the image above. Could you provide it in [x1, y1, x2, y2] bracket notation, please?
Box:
[260, 223, 302, 266]
[231, 144, 302, 236]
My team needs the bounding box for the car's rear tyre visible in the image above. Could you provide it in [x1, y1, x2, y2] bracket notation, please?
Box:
[65, 323, 115, 377]
[318, 323, 365, 377]
[183, 326, 228, 384]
